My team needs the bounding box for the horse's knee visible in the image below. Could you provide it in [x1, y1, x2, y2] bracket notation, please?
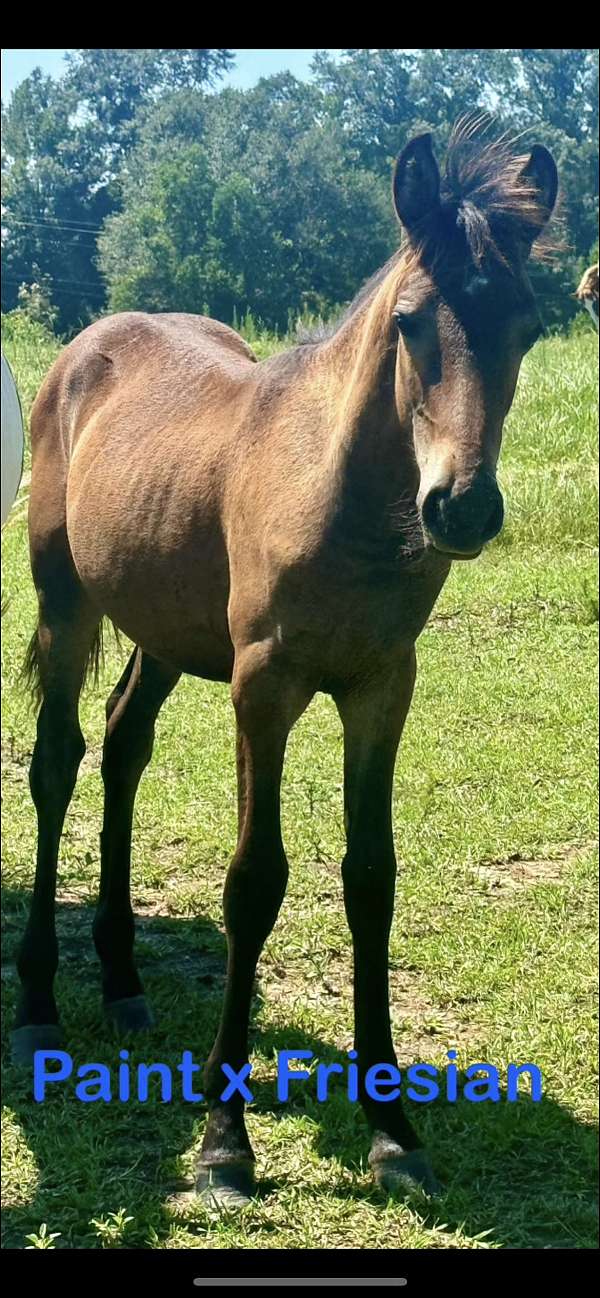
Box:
[224, 842, 289, 943]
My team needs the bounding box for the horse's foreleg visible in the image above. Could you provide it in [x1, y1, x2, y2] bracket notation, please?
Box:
[92, 649, 180, 1031]
[335, 651, 439, 1197]
[197, 646, 313, 1206]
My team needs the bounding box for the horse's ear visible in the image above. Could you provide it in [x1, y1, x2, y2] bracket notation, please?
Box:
[518, 144, 558, 248]
[393, 134, 441, 237]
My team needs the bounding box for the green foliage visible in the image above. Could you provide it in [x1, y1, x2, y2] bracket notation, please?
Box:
[2, 50, 598, 333]
[1, 51, 233, 332]
[64, 49, 232, 150]
[1, 309, 59, 356]
[313, 49, 515, 170]
[1, 68, 112, 332]
[99, 95, 394, 328]
[16, 266, 58, 331]
[312, 49, 599, 330]
[24, 1224, 61, 1249]
[90, 1208, 134, 1248]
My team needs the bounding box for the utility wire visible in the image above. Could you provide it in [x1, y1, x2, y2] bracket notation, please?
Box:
[2, 277, 107, 299]
[7, 217, 105, 234]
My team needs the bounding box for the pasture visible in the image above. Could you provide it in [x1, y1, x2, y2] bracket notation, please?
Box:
[1, 313, 598, 1250]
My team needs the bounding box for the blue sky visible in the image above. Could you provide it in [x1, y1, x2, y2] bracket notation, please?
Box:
[1, 49, 343, 101]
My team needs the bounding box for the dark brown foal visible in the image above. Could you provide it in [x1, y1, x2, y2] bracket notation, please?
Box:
[13, 117, 558, 1205]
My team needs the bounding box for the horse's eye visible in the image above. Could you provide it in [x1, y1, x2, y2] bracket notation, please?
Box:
[393, 310, 421, 338]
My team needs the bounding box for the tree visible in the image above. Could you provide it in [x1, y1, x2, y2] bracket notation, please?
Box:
[511, 51, 599, 280]
[3, 49, 597, 334]
[99, 77, 397, 329]
[2, 69, 113, 331]
[488, 49, 599, 324]
[312, 49, 514, 172]
[1, 50, 233, 331]
[63, 48, 233, 168]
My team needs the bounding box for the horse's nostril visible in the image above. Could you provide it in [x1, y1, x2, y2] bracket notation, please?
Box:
[422, 476, 504, 552]
[421, 486, 450, 536]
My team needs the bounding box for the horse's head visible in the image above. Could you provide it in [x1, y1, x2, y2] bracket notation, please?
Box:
[391, 119, 558, 559]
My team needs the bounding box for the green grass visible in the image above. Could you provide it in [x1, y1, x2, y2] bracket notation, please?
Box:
[1, 313, 598, 1250]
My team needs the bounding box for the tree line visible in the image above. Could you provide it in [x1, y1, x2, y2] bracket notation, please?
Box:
[2, 48, 598, 336]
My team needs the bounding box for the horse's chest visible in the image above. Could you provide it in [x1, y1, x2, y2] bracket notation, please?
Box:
[261, 557, 448, 683]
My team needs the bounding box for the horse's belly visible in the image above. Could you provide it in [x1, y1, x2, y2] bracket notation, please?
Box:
[66, 455, 233, 678]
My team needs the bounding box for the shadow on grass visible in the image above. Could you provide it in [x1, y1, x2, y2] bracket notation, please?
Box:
[2, 887, 597, 1250]
[311, 1075, 598, 1249]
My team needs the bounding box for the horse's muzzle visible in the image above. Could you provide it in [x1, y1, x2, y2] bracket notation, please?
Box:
[421, 470, 504, 557]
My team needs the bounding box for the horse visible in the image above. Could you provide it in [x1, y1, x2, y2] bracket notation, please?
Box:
[13, 119, 558, 1205]
[575, 262, 599, 327]
[1, 351, 25, 527]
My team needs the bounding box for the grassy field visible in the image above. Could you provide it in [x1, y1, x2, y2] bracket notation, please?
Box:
[1, 312, 598, 1251]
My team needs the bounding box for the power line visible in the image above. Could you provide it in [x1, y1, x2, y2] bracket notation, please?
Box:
[39, 216, 104, 229]
[35, 275, 105, 289]
[2, 277, 107, 299]
[7, 218, 103, 236]
[16, 212, 104, 228]
[7, 217, 105, 233]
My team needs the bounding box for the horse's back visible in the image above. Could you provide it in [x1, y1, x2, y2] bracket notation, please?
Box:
[31, 311, 257, 461]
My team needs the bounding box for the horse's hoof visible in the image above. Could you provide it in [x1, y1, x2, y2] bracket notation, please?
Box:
[10, 1023, 64, 1067]
[105, 994, 154, 1034]
[195, 1160, 256, 1210]
[370, 1149, 441, 1199]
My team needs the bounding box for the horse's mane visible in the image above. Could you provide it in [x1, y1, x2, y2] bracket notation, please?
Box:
[437, 113, 557, 267]
[295, 254, 402, 345]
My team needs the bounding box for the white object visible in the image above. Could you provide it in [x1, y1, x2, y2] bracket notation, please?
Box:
[1, 351, 25, 526]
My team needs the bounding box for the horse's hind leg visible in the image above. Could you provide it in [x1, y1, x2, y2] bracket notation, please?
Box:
[12, 595, 100, 1065]
[92, 649, 180, 1032]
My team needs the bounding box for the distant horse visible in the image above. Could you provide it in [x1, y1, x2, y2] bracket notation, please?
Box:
[14, 119, 557, 1204]
[1, 352, 24, 527]
[575, 262, 599, 327]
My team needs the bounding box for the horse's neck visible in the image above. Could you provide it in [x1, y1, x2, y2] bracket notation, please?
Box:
[320, 263, 418, 539]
